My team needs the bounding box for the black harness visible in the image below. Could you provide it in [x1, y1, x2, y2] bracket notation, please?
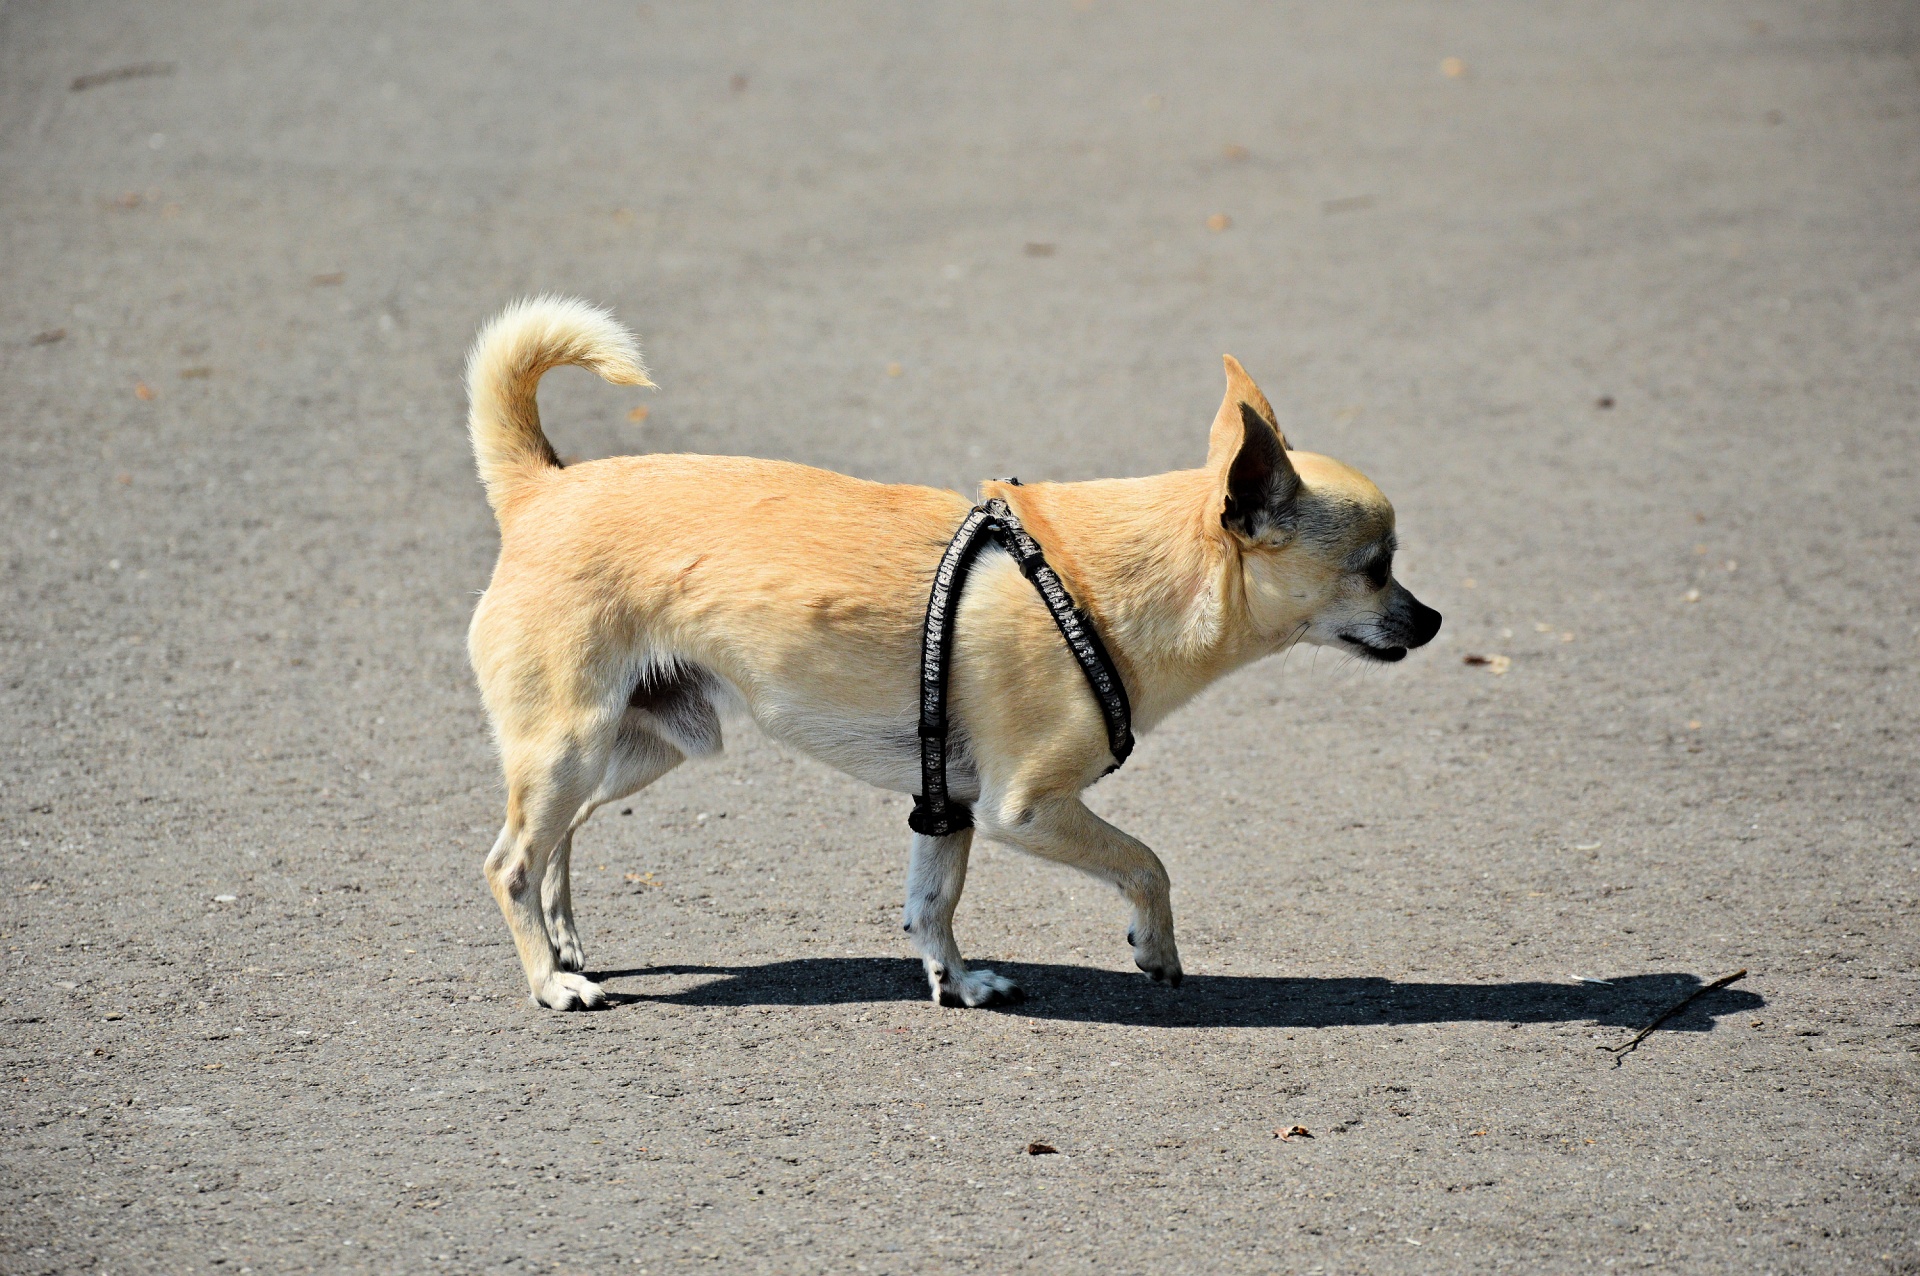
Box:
[908, 493, 1133, 837]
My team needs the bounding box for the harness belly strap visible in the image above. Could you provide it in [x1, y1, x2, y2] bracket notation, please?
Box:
[908, 496, 1134, 837]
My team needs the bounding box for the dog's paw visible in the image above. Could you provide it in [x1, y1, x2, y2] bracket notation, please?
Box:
[534, 971, 606, 1011]
[932, 965, 1023, 1009]
[1130, 932, 1183, 987]
[1134, 955, 1183, 986]
[554, 937, 587, 973]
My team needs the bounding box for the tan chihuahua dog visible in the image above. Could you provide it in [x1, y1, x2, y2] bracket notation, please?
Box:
[465, 297, 1440, 1011]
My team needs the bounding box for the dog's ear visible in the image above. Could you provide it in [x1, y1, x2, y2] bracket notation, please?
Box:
[1206, 355, 1299, 541]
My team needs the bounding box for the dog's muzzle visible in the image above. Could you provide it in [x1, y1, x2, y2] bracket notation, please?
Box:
[1342, 587, 1442, 662]
[1345, 636, 1409, 662]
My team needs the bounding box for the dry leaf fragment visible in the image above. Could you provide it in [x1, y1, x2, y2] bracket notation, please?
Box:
[1025, 1142, 1058, 1156]
[179, 366, 212, 379]
[1595, 395, 1615, 409]
[627, 405, 650, 424]
[133, 382, 154, 401]
[1206, 213, 1232, 232]
[1469, 1129, 1488, 1137]
[1024, 242, 1055, 257]
[1277, 1125, 1313, 1140]
[1222, 143, 1249, 161]
[1440, 57, 1467, 78]
[310, 272, 345, 287]
[729, 73, 748, 94]
[886, 362, 903, 377]
[31, 328, 66, 346]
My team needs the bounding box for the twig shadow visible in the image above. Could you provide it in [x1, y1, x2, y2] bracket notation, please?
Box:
[589, 958, 1762, 1030]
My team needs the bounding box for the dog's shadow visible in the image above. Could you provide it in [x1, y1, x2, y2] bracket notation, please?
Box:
[591, 957, 1761, 1031]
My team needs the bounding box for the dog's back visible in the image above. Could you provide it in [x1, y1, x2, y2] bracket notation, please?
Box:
[465, 300, 985, 797]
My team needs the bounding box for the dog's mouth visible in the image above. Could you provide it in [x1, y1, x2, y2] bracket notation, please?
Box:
[1341, 633, 1408, 663]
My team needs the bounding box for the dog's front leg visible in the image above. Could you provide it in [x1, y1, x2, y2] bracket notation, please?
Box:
[902, 828, 1021, 1007]
[984, 795, 1182, 986]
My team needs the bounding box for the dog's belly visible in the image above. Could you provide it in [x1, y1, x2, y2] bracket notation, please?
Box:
[753, 705, 979, 805]
[631, 658, 980, 806]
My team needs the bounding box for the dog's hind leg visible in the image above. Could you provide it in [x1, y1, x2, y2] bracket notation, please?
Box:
[486, 733, 616, 1011]
[902, 828, 1021, 1007]
[544, 725, 684, 973]
[541, 831, 585, 974]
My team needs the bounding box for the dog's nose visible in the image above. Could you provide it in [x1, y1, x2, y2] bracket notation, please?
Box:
[1406, 597, 1442, 647]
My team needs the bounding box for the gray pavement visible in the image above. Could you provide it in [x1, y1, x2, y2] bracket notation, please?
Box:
[2, 2, 1917, 1272]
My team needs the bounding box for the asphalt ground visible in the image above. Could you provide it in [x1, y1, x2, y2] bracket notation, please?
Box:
[2, 2, 1917, 1272]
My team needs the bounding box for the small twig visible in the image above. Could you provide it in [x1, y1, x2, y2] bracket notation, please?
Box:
[1602, 969, 1746, 1065]
[70, 62, 175, 93]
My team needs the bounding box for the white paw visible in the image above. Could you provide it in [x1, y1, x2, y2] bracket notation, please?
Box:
[933, 965, 1023, 1008]
[535, 971, 606, 1011]
[554, 937, 587, 973]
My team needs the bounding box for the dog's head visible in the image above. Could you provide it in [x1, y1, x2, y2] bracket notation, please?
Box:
[1205, 356, 1441, 663]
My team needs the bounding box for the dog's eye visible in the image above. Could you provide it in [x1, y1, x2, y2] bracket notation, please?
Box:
[1364, 554, 1392, 590]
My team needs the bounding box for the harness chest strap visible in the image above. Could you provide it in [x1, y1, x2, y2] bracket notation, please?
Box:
[909, 495, 1134, 837]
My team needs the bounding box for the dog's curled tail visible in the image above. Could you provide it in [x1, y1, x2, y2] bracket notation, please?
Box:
[465, 295, 652, 513]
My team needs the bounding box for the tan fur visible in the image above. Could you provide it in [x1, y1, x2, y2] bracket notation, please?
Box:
[466, 295, 652, 513]
[464, 298, 1439, 1010]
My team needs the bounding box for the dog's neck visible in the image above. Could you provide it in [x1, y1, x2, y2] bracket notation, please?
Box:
[986, 473, 1280, 733]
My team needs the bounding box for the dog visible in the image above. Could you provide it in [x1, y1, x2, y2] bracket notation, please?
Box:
[464, 296, 1441, 1011]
